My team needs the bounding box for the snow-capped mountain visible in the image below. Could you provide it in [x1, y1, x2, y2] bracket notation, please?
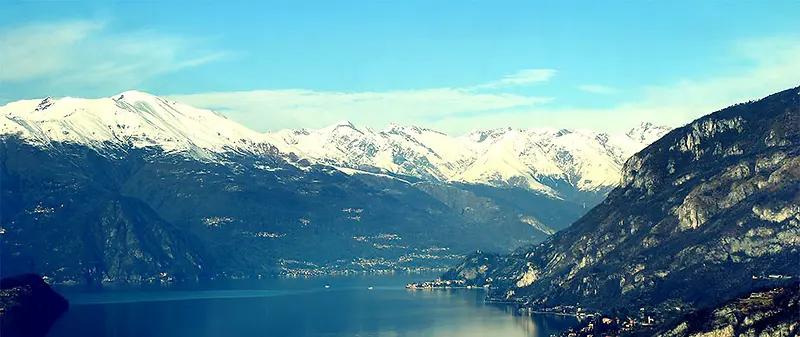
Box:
[0, 91, 671, 201]
[270, 122, 672, 199]
[0, 91, 289, 160]
[270, 122, 475, 182]
[625, 121, 673, 144]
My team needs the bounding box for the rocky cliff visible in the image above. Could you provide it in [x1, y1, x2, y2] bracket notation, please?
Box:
[431, 86, 800, 313]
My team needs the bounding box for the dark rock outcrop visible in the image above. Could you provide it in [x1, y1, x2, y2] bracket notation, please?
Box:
[0, 274, 69, 337]
[655, 282, 800, 337]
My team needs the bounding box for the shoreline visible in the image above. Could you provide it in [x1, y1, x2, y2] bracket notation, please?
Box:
[487, 301, 586, 318]
[48, 269, 448, 288]
[405, 285, 489, 291]
[406, 285, 588, 319]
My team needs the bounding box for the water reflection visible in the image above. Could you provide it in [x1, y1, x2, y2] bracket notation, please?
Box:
[49, 276, 578, 337]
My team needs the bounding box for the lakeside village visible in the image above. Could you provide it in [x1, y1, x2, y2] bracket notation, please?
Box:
[407, 279, 662, 335]
[407, 279, 673, 336]
[407, 274, 797, 337]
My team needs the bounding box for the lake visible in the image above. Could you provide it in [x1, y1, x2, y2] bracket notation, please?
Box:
[47, 274, 579, 337]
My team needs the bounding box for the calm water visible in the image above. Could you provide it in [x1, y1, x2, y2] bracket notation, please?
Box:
[48, 274, 578, 337]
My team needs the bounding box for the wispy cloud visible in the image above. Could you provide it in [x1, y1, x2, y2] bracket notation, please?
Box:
[0, 21, 104, 82]
[0, 20, 226, 91]
[167, 88, 553, 135]
[169, 36, 800, 136]
[468, 69, 557, 90]
[167, 68, 558, 135]
[430, 36, 800, 134]
[577, 84, 619, 94]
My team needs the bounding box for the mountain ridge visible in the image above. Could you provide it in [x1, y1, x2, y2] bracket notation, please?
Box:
[269, 117, 671, 202]
[1, 91, 671, 203]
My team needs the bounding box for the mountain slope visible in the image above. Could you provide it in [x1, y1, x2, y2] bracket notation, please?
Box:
[271, 122, 473, 183]
[427, 86, 800, 313]
[456, 126, 667, 193]
[0, 134, 578, 283]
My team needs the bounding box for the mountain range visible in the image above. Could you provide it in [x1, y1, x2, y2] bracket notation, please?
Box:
[423, 86, 800, 317]
[0, 90, 667, 284]
[1, 90, 670, 203]
[270, 119, 670, 203]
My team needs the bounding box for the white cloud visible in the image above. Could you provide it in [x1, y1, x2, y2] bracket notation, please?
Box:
[0, 20, 225, 90]
[578, 84, 619, 94]
[168, 36, 800, 136]
[167, 68, 557, 135]
[612, 36, 800, 129]
[0, 21, 103, 82]
[432, 36, 800, 134]
[468, 69, 557, 90]
[167, 88, 553, 135]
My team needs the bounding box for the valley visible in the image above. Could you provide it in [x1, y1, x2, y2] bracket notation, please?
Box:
[2, 3, 799, 337]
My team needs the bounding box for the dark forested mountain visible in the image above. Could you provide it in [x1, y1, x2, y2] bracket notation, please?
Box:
[428, 86, 800, 314]
[0, 137, 588, 284]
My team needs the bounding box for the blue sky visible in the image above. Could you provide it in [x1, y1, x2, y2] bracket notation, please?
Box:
[1, 1, 799, 135]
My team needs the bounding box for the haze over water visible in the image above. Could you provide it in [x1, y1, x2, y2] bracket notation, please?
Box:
[48, 275, 578, 337]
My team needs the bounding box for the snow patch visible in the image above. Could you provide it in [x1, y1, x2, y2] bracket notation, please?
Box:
[333, 166, 412, 184]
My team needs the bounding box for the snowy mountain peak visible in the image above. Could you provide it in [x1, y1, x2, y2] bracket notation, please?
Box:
[384, 123, 446, 136]
[324, 120, 357, 130]
[112, 90, 159, 102]
[463, 127, 519, 143]
[0, 92, 274, 160]
[626, 121, 673, 143]
[272, 121, 673, 199]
